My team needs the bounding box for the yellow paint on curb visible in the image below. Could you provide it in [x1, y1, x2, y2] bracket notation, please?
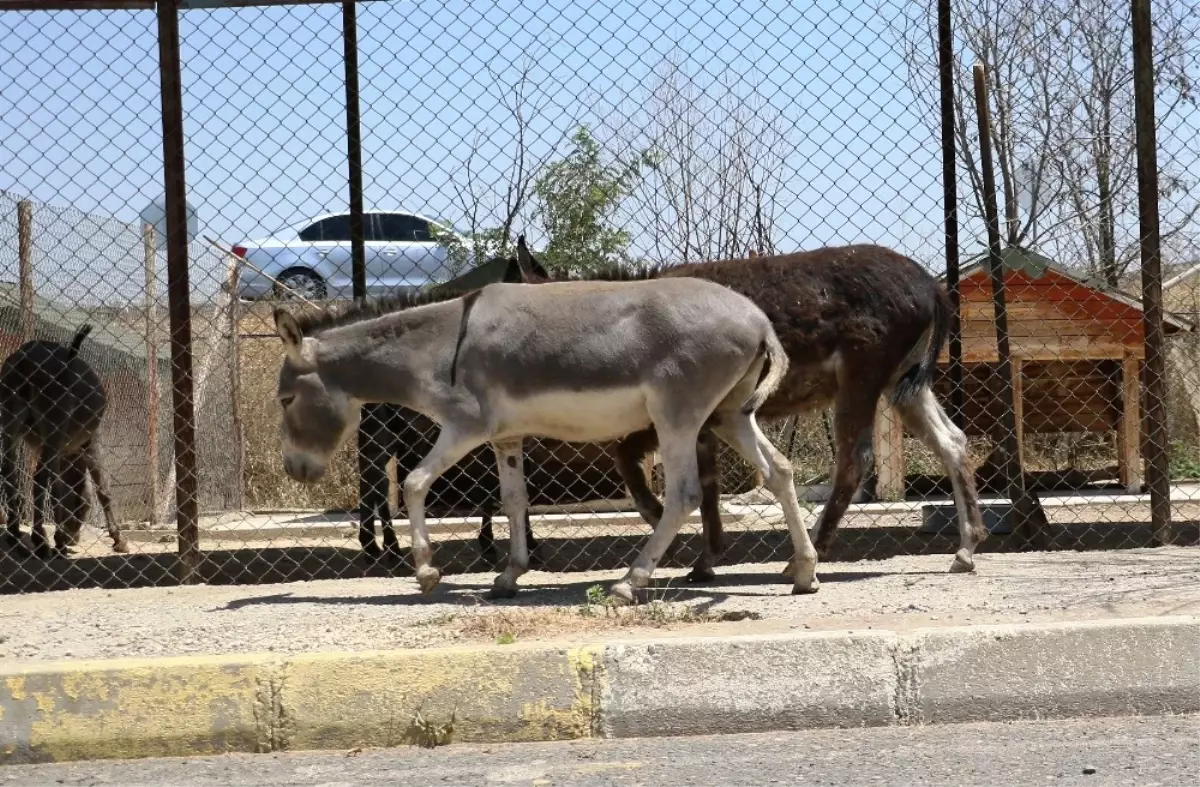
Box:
[281, 642, 604, 751]
[1, 654, 272, 764]
[0, 644, 604, 765]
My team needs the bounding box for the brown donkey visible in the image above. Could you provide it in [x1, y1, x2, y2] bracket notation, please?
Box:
[514, 240, 987, 579]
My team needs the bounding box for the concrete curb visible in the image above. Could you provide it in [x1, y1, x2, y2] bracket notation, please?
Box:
[2, 616, 1196, 765]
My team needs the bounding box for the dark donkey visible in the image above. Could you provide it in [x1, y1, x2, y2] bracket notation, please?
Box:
[513, 240, 987, 577]
[0, 325, 129, 558]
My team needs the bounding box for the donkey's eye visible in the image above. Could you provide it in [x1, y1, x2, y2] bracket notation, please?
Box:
[279, 395, 295, 409]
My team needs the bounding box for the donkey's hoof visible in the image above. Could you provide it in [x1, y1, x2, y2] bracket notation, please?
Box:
[33, 545, 53, 561]
[791, 577, 820, 595]
[416, 566, 442, 595]
[360, 543, 383, 562]
[608, 581, 637, 606]
[949, 553, 976, 574]
[486, 582, 519, 601]
[686, 565, 716, 584]
[112, 539, 131, 555]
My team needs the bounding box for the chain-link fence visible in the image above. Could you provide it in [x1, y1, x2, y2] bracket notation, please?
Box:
[0, 0, 1196, 594]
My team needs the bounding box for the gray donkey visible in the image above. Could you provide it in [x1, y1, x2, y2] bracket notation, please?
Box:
[0, 325, 129, 558]
[273, 272, 820, 603]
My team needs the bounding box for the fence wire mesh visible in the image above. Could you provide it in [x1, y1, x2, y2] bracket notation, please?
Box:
[0, 0, 1197, 594]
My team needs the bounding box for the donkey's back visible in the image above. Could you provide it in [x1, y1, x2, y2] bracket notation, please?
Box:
[655, 244, 949, 418]
[0, 327, 107, 450]
[464, 276, 776, 380]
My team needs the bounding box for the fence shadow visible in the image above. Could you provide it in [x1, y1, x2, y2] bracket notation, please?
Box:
[2, 520, 1195, 595]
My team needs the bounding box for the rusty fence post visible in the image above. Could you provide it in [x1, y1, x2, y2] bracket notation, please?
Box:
[225, 250, 245, 511]
[17, 199, 34, 343]
[155, 0, 201, 583]
[143, 223, 159, 527]
[1130, 0, 1173, 545]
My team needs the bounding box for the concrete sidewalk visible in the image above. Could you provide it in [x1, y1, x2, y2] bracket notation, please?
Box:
[1, 616, 1197, 765]
[2, 549, 1197, 765]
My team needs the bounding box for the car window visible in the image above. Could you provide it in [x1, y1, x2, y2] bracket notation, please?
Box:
[364, 214, 386, 242]
[377, 213, 434, 242]
[298, 214, 353, 242]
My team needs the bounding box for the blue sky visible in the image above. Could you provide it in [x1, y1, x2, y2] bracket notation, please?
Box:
[0, 0, 1195, 303]
[0, 0, 949, 298]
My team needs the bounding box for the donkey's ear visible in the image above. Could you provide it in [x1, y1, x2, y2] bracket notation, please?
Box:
[274, 309, 304, 350]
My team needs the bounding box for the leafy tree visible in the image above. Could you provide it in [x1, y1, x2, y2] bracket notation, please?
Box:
[532, 125, 648, 274]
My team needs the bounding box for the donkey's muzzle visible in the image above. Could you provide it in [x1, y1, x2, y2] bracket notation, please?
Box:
[283, 452, 327, 484]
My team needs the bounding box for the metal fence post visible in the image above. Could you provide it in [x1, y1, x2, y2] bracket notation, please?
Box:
[143, 223, 159, 526]
[937, 0, 964, 431]
[1131, 0, 1173, 545]
[342, 0, 366, 302]
[155, 0, 201, 583]
[971, 63, 1049, 549]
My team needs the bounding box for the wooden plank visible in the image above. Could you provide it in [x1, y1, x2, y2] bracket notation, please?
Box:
[873, 398, 905, 501]
[1011, 360, 1026, 468]
[1119, 353, 1144, 493]
[938, 340, 1140, 364]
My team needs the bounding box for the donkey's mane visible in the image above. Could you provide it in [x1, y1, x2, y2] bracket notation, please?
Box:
[539, 260, 674, 283]
[289, 281, 478, 336]
[289, 255, 682, 337]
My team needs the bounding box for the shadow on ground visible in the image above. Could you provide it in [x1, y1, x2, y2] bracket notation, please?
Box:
[2, 520, 1196, 594]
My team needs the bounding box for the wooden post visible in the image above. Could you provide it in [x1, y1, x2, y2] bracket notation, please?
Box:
[1011, 359, 1026, 469]
[387, 455, 400, 515]
[874, 398, 906, 501]
[1118, 353, 1144, 493]
[143, 224, 159, 526]
[17, 200, 34, 342]
[226, 249, 245, 511]
[1132, 0, 1173, 545]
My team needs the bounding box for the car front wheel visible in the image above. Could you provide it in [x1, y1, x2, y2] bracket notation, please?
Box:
[273, 268, 327, 301]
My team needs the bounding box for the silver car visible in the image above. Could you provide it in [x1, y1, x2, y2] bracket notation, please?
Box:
[232, 209, 460, 300]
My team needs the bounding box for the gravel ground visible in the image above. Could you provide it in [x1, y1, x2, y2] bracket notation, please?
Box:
[2, 546, 1196, 664]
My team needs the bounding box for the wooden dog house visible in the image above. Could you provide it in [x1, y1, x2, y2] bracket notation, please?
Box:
[873, 246, 1195, 498]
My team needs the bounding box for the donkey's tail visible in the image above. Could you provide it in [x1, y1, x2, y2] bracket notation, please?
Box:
[742, 328, 788, 414]
[889, 282, 951, 407]
[68, 324, 93, 358]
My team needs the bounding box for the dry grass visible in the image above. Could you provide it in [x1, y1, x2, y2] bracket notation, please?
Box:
[427, 584, 763, 647]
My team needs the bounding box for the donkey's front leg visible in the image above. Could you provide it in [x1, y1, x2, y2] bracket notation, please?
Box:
[401, 425, 486, 595]
[488, 438, 531, 600]
[610, 430, 702, 605]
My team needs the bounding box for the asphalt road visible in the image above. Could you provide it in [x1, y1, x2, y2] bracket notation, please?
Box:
[2, 715, 1196, 787]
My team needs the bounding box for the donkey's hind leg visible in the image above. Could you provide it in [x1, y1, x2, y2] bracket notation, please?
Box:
[610, 426, 704, 605]
[895, 386, 987, 573]
[687, 430, 725, 584]
[489, 438, 532, 600]
[615, 428, 723, 584]
[82, 439, 129, 554]
[808, 388, 883, 561]
[30, 448, 59, 560]
[712, 413, 819, 594]
[0, 430, 25, 554]
[614, 429, 663, 526]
